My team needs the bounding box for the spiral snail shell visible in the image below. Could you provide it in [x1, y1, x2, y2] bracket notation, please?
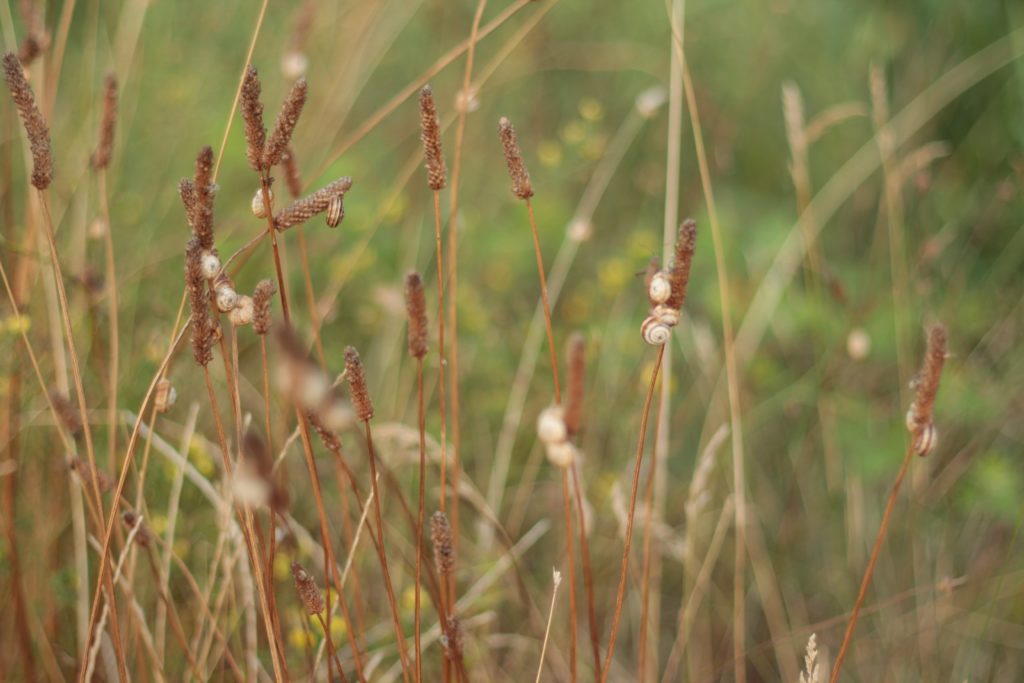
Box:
[326, 195, 344, 228]
[537, 406, 567, 445]
[252, 188, 272, 218]
[648, 271, 671, 304]
[215, 285, 238, 313]
[641, 315, 672, 346]
[652, 304, 681, 327]
[913, 421, 937, 457]
[200, 251, 221, 280]
[545, 440, 577, 468]
[229, 295, 255, 326]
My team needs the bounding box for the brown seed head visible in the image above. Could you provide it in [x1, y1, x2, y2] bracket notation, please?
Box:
[179, 178, 197, 229]
[50, 389, 83, 438]
[252, 279, 277, 335]
[92, 73, 118, 170]
[419, 85, 446, 190]
[431, 510, 455, 576]
[308, 410, 342, 454]
[442, 615, 465, 661]
[185, 237, 214, 366]
[240, 65, 266, 172]
[344, 346, 374, 422]
[665, 219, 697, 311]
[564, 333, 585, 437]
[3, 52, 52, 189]
[70, 457, 113, 494]
[291, 561, 325, 615]
[17, 34, 46, 67]
[263, 78, 307, 169]
[908, 324, 947, 450]
[405, 271, 428, 359]
[280, 146, 303, 198]
[121, 510, 152, 547]
[274, 176, 352, 231]
[498, 116, 533, 200]
[192, 146, 216, 251]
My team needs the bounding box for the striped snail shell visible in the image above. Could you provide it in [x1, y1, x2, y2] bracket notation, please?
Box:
[537, 406, 567, 445]
[913, 422, 937, 457]
[648, 271, 671, 304]
[545, 440, 577, 468]
[641, 315, 672, 346]
[252, 188, 272, 218]
[652, 304, 681, 327]
[326, 195, 344, 228]
[200, 251, 221, 280]
[215, 285, 238, 313]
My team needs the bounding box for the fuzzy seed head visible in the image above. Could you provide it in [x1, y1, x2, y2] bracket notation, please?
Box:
[291, 562, 324, 615]
[240, 65, 266, 172]
[405, 271, 428, 359]
[280, 146, 303, 198]
[344, 346, 374, 421]
[498, 116, 534, 200]
[907, 324, 947, 455]
[3, 52, 52, 189]
[274, 176, 352, 231]
[185, 237, 214, 366]
[263, 78, 307, 168]
[419, 85, 447, 190]
[92, 73, 118, 170]
[431, 511, 455, 576]
[665, 219, 697, 311]
[252, 279, 277, 335]
[564, 333, 586, 437]
[50, 390, 83, 438]
[191, 146, 216, 251]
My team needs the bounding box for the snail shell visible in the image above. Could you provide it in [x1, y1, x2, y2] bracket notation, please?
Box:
[252, 188, 272, 218]
[653, 304, 681, 327]
[537, 406, 567, 445]
[215, 286, 238, 313]
[229, 295, 255, 326]
[913, 422, 937, 457]
[641, 315, 672, 346]
[905, 404, 918, 433]
[200, 251, 221, 280]
[545, 441, 576, 468]
[648, 271, 671, 304]
[154, 378, 176, 413]
[326, 195, 344, 228]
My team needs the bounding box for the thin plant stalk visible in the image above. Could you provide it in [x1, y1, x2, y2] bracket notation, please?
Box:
[525, 200, 561, 404]
[600, 345, 665, 682]
[415, 356, 427, 683]
[560, 469, 578, 682]
[570, 461, 601, 679]
[829, 444, 915, 683]
[98, 171, 120, 474]
[433, 191, 448, 517]
[638, 384, 667, 683]
[534, 571, 563, 683]
[315, 611, 347, 683]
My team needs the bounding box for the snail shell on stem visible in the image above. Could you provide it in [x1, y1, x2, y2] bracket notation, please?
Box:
[252, 188, 272, 218]
[652, 303, 681, 327]
[545, 441, 576, 468]
[200, 252, 221, 280]
[649, 271, 671, 304]
[215, 286, 238, 313]
[641, 315, 672, 346]
[913, 422, 937, 457]
[326, 195, 344, 228]
[537, 405, 567, 445]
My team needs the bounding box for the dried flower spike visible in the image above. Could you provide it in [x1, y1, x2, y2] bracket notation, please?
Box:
[92, 73, 118, 170]
[280, 146, 303, 198]
[498, 116, 534, 200]
[185, 237, 214, 366]
[50, 389, 83, 438]
[252, 279, 277, 335]
[564, 333, 585, 437]
[907, 324, 947, 456]
[405, 271, 428, 359]
[274, 176, 352, 231]
[192, 146, 216, 251]
[70, 458, 113, 494]
[665, 219, 697, 311]
[431, 510, 455, 577]
[263, 78, 307, 169]
[121, 511, 152, 547]
[3, 52, 52, 189]
[344, 346, 374, 422]
[240, 65, 266, 172]
[291, 561, 325, 615]
[419, 85, 446, 190]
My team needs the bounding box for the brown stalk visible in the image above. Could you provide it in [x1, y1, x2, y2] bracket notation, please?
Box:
[637, 380, 667, 683]
[560, 470, 579, 682]
[406, 271, 429, 683]
[600, 345, 666, 682]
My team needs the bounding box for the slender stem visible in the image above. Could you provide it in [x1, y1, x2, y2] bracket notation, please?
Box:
[569, 460, 601, 679]
[362, 420, 414, 683]
[600, 345, 665, 682]
[534, 572, 563, 683]
[560, 469, 578, 683]
[99, 171, 119, 475]
[261, 177, 292, 323]
[638, 382, 667, 683]
[433, 191, 449, 516]
[316, 611, 348, 683]
[829, 445, 915, 683]
[296, 225, 328, 370]
[525, 199, 561, 404]
[415, 357, 426, 683]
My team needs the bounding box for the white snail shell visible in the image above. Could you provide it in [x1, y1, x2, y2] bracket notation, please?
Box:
[215, 286, 238, 313]
[155, 378, 176, 413]
[913, 422, 937, 457]
[648, 271, 671, 304]
[537, 406, 567, 445]
[281, 51, 309, 79]
[252, 188, 272, 218]
[326, 195, 344, 228]
[545, 441, 576, 468]
[641, 316, 672, 346]
[201, 252, 221, 280]
[229, 295, 255, 326]
[905, 404, 918, 433]
[653, 304, 681, 327]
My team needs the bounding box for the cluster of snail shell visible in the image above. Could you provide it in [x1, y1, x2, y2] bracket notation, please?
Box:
[905, 403, 937, 457]
[537, 405, 577, 468]
[641, 270, 681, 346]
[200, 250, 256, 327]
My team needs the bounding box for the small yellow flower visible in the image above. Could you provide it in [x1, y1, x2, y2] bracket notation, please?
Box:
[402, 585, 417, 613]
[578, 97, 604, 122]
[289, 626, 314, 650]
[537, 140, 563, 167]
[561, 120, 586, 146]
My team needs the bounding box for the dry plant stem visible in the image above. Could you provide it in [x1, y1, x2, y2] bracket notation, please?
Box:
[433, 191, 448, 516]
[415, 357, 427, 683]
[535, 573, 563, 683]
[362, 420, 414, 683]
[261, 176, 291, 321]
[638, 386, 667, 683]
[315, 612, 347, 682]
[560, 470, 579, 682]
[600, 345, 665, 683]
[99, 171, 119, 474]
[570, 461, 601, 679]
[679, 51, 748, 683]
[525, 200, 561, 403]
[296, 226, 327, 369]
[829, 444, 915, 683]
